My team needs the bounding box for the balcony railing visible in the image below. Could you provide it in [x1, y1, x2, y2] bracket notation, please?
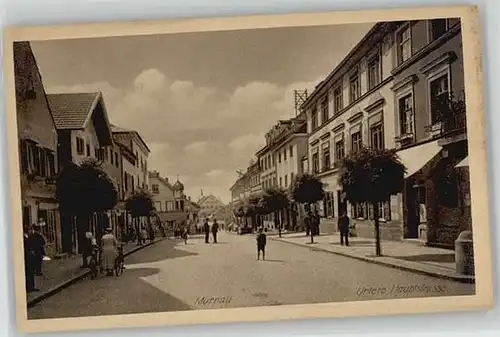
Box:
[425, 111, 467, 139]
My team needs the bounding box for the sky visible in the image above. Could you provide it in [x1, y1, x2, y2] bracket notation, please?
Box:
[31, 23, 373, 203]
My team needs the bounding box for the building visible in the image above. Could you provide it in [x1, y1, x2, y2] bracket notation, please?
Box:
[112, 125, 151, 199]
[185, 197, 201, 230]
[148, 171, 188, 230]
[197, 194, 225, 219]
[391, 18, 467, 248]
[15, 42, 61, 256]
[302, 19, 467, 248]
[47, 91, 116, 250]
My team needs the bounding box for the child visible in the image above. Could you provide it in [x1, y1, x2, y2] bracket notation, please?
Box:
[256, 227, 267, 260]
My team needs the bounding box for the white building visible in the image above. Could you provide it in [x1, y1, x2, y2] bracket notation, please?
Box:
[302, 22, 401, 239]
[112, 125, 151, 199]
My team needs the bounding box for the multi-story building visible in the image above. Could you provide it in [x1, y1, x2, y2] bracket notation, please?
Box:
[148, 171, 188, 230]
[197, 194, 225, 219]
[390, 18, 467, 248]
[15, 42, 61, 256]
[303, 19, 467, 248]
[112, 125, 151, 199]
[47, 91, 116, 251]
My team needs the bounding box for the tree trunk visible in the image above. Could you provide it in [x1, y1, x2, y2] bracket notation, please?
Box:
[60, 211, 73, 254]
[309, 203, 314, 244]
[373, 201, 382, 256]
[275, 211, 281, 238]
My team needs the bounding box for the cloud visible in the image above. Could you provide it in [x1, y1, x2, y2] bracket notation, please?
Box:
[45, 69, 321, 202]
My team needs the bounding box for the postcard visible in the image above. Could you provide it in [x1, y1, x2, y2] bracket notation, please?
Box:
[2, 5, 493, 333]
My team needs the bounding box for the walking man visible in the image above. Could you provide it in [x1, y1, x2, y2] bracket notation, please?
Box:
[256, 227, 267, 260]
[203, 219, 210, 243]
[31, 225, 46, 276]
[212, 219, 219, 243]
[338, 212, 350, 246]
[23, 225, 38, 293]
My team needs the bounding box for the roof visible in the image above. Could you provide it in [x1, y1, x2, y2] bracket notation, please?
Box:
[111, 124, 151, 153]
[173, 180, 185, 191]
[47, 92, 101, 129]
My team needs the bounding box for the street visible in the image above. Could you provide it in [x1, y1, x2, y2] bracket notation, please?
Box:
[28, 232, 475, 319]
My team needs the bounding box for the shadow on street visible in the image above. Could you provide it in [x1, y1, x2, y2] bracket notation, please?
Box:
[125, 239, 198, 264]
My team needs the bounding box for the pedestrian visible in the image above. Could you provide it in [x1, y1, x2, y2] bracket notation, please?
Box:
[304, 211, 311, 236]
[141, 226, 148, 245]
[313, 209, 321, 236]
[101, 226, 119, 276]
[148, 225, 155, 243]
[338, 212, 350, 246]
[256, 227, 267, 260]
[30, 225, 45, 276]
[182, 226, 188, 245]
[81, 231, 94, 268]
[212, 219, 219, 243]
[23, 225, 38, 293]
[203, 219, 210, 243]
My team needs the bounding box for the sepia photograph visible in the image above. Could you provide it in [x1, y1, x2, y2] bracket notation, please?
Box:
[3, 5, 493, 333]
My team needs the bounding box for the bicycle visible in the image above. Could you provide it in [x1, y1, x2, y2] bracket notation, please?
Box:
[114, 244, 125, 276]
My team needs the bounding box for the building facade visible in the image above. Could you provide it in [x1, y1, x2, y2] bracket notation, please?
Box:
[390, 18, 468, 248]
[148, 171, 188, 230]
[303, 19, 467, 248]
[15, 42, 61, 256]
[197, 194, 225, 219]
[47, 92, 116, 251]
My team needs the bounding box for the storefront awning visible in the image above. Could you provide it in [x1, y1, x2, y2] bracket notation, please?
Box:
[456, 156, 469, 168]
[396, 140, 442, 178]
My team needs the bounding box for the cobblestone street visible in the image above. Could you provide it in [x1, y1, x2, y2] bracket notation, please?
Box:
[28, 232, 475, 319]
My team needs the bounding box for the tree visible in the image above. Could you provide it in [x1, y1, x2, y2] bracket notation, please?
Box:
[56, 158, 118, 252]
[261, 187, 289, 238]
[243, 195, 264, 230]
[338, 146, 406, 256]
[125, 189, 155, 240]
[289, 173, 325, 243]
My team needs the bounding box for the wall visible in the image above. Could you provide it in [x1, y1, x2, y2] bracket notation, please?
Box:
[71, 122, 100, 164]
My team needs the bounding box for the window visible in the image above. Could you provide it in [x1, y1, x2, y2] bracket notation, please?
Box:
[370, 123, 384, 150]
[311, 108, 318, 130]
[430, 73, 450, 124]
[353, 202, 367, 219]
[46, 150, 55, 176]
[351, 131, 362, 154]
[397, 24, 412, 64]
[152, 184, 159, 194]
[367, 53, 381, 89]
[312, 152, 319, 174]
[284, 149, 287, 161]
[323, 192, 335, 218]
[279, 177, 283, 187]
[86, 144, 91, 157]
[76, 137, 85, 155]
[273, 177, 277, 186]
[291, 172, 294, 182]
[333, 85, 343, 113]
[322, 146, 330, 171]
[335, 139, 345, 164]
[115, 153, 119, 167]
[278, 152, 282, 163]
[290, 146, 293, 158]
[349, 70, 361, 103]
[429, 19, 455, 41]
[398, 94, 414, 135]
[110, 149, 114, 164]
[284, 174, 288, 187]
[321, 97, 329, 124]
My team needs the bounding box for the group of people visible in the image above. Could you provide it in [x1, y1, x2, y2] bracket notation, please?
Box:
[23, 224, 46, 293]
[203, 218, 219, 244]
[304, 209, 321, 236]
[81, 226, 122, 276]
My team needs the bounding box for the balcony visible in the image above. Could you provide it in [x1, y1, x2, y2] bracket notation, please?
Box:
[426, 111, 467, 146]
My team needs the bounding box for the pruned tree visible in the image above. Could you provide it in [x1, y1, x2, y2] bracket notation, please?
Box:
[338, 146, 406, 256]
[289, 173, 325, 243]
[125, 189, 155, 240]
[261, 186, 290, 238]
[56, 158, 118, 253]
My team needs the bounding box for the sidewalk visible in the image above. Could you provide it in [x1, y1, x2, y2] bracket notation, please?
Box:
[271, 233, 474, 283]
[26, 237, 167, 308]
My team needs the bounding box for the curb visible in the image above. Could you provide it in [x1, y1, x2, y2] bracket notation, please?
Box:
[27, 238, 167, 308]
[271, 237, 475, 284]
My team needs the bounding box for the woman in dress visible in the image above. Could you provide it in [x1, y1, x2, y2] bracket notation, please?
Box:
[101, 227, 119, 276]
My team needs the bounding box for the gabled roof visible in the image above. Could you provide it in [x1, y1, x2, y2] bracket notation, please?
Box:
[111, 124, 151, 153]
[47, 92, 101, 130]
